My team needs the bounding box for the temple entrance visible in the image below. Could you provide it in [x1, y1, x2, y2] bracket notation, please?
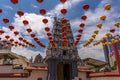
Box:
[57, 63, 71, 80]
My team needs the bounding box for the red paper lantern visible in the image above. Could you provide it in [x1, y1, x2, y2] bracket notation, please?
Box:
[0, 8, 2, 13]
[63, 36, 67, 40]
[10, 39, 14, 42]
[62, 26, 67, 30]
[36, 0, 44, 3]
[76, 37, 80, 41]
[50, 40, 54, 43]
[7, 42, 11, 45]
[23, 20, 29, 25]
[62, 32, 67, 36]
[18, 43, 22, 46]
[5, 35, 10, 39]
[17, 10, 24, 17]
[63, 39, 68, 43]
[2, 40, 7, 43]
[3, 18, 9, 24]
[60, 8, 67, 15]
[83, 4, 90, 10]
[0, 30, 4, 35]
[26, 28, 32, 33]
[23, 39, 27, 43]
[18, 37, 23, 41]
[34, 37, 39, 41]
[110, 28, 115, 33]
[26, 41, 29, 45]
[14, 41, 18, 44]
[10, 0, 18, 4]
[30, 34, 36, 38]
[81, 15, 87, 20]
[60, 0, 67, 3]
[38, 42, 46, 48]
[47, 32, 52, 36]
[45, 27, 50, 32]
[9, 25, 14, 31]
[39, 9, 46, 15]
[42, 18, 48, 24]
[0, 43, 3, 46]
[48, 36, 53, 40]
[77, 34, 82, 37]
[78, 29, 83, 33]
[14, 31, 19, 36]
[79, 23, 85, 28]
[53, 44, 57, 48]
[61, 19, 68, 24]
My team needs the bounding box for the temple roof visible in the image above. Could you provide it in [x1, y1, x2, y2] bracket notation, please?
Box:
[83, 58, 107, 67]
[0, 50, 19, 59]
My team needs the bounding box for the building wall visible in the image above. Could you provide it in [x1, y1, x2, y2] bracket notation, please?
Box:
[27, 70, 48, 80]
[90, 77, 120, 80]
[0, 70, 47, 80]
[78, 72, 87, 80]
[0, 65, 13, 73]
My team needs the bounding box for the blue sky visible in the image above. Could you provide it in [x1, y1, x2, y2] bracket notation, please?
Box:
[0, 0, 120, 61]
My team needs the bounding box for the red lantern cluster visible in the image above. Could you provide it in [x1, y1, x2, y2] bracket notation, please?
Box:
[77, 34, 82, 37]
[61, 18, 68, 24]
[60, 8, 67, 15]
[9, 25, 14, 31]
[42, 18, 48, 24]
[44, 27, 50, 32]
[10, 0, 18, 4]
[5, 35, 10, 39]
[2, 40, 7, 43]
[110, 28, 115, 33]
[0, 30, 4, 35]
[3, 18, 9, 24]
[26, 28, 32, 33]
[46, 32, 56, 48]
[78, 29, 83, 33]
[30, 33, 36, 38]
[0, 8, 2, 13]
[10, 38, 14, 42]
[17, 10, 24, 17]
[60, 0, 67, 3]
[18, 37, 23, 41]
[33, 37, 46, 48]
[14, 31, 19, 36]
[83, 4, 90, 10]
[79, 23, 85, 28]
[36, 0, 44, 3]
[18, 37, 36, 48]
[37, 41, 46, 48]
[23, 20, 29, 26]
[40, 9, 46, 15]
[74, 34, 82, 47]
[62, 26, 67, 30]
[81, 15, 87, 20]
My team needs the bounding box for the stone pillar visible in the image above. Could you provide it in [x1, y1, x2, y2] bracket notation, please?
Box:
[72, 61, 78, 79]
[47, 59, 57, 80]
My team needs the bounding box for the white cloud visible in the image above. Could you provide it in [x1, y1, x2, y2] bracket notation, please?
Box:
[4, 5, 13, 10]
[74, 0, 120, 60]
[78, 44, 105, 60]
[12, 47, 46, 59]
[6, 0, 119, 61]
[13, 13, 53, 39]
[47, 0, 83, 17]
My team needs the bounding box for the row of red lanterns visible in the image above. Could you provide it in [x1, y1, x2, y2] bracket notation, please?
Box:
[73, 4, 90, 47]
[0, 35, 36, 48]
[45, 27, 57, 48]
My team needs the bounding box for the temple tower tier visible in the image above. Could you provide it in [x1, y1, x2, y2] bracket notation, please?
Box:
[46, 17, 80, 80]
